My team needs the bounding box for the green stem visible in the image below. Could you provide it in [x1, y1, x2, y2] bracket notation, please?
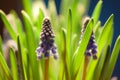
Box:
[44, 59, 49, 80]
[82, 56, 89, 80]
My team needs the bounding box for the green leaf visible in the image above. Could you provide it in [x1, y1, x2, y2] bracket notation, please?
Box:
[94, 46, 110, 80]
[10, 48, 19, 80]
[21, 10, 40, 80]
[105, 36, 120, 80]
[10, 11, 23, 36]
[0, 52, 12, 80]
[72, 18, 94, 79]
[71, 34, 78, 55]
[72, 0, 79, 12]
[0, 36, 3, 54]
[94, 21, 101, 41]
[94, 21, 101, 33]
[22, 0, 32, 18]
[58, 28, 66, 80]
[66, 9, 72, 80]
[0, 65, 5, 80]
[36, 9, 44, 33]
[34, 9, 44, 44]
[86, 14, 114, 80]
[0, 10, 17, 40]
[17, 36, 25, 80]
[99, 47, 111, 80]
[92, 0, 102, 24]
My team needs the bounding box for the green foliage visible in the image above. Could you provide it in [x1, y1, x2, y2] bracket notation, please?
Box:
[10, 48, 19, 80]
[72, 18, 94, 79]
[0, 52, 12, 80]
[0, 0, 120, 80]
[0, 10, 17, 41]
[105, 36, 120, 80]
[86, 14, 114, 80]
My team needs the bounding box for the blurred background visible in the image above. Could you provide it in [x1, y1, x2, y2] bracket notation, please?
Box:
[0, 0, 120, 79]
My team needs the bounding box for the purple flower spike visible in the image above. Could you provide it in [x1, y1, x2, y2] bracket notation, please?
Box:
[79, 17, 98, 60]
[36, 17, 58, 60]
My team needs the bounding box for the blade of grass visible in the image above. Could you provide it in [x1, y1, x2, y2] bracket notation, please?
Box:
[17, 36, 25, 80]
[72, 0, 79, 12]
[58, 28, 66, 80]
[71, 34, 77, 55]
[94, 21, 101, 33]
[94, 24, 113, 80]
[105, 36, 120, 80]
[75, 59, 84, 80]
[34, 9, 44, 44]
[0, 52, 12, 80]
[71, 18, 94, 79]
[92, 0, 102, 24]
[0, 57, 6, 80]
[0, 67, 4, 80]
[10, 11, 23, 36]
[22, 0, 32, 18]
[94, 21, 101, 41]
[86, 14, 114, 80]
[66, 9, 72, 80]
[0, 10, 17, 40]
[10, 48, 19, 80]
[0, 36, 3, 54]
[94, 46, 110, 80]
[36, 9, 44, 33]
[61, 0, 71, 14]
[21, 10, 40, 80]
[99, 47, 111, 80]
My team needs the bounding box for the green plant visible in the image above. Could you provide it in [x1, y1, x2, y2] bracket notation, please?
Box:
[0, 0, 120, 80]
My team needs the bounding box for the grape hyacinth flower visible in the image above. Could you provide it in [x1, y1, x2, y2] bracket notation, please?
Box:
[36, 17, 58, 59]
[80, 17, 98, 60]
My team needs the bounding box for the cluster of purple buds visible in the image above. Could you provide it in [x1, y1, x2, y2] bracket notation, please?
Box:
[36, 17, 58, 59]
[80, 17, 98, 59]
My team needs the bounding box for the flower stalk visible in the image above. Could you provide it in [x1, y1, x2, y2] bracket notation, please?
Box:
[36, 17, 58, 80]
[82, 56, 89, 80]
[44, 58, 49, 80]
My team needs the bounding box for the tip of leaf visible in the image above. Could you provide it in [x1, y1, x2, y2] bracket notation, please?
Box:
[99, 0, 103, 3]
[21, 10, 28, 17]
[68, 9, 72, 19]
[110, 14, 114, 19]
[21, 10, 32, 23]
[0, 9, 3, 13]
[118, 35, 120, 39]
[21, 10, 25, 14]
[91, 18, 94, 24]
[0, 10, 5, 15]
[69, 9, 72, 13]
[88, 18, 94, 25]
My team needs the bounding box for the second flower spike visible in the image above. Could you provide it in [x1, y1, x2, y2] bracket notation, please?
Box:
[80, 17, 98, 59]
[36, 17, 58, 60]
